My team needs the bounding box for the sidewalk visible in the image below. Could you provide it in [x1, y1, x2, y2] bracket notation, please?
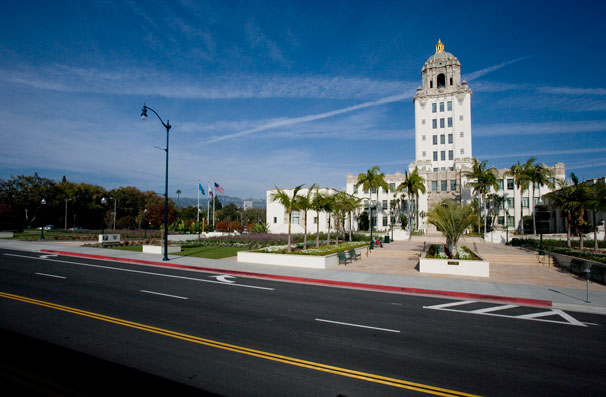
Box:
[1, 238, 605, 315]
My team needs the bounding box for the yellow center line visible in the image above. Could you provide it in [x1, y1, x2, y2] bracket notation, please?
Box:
[0, 292, 481, 397]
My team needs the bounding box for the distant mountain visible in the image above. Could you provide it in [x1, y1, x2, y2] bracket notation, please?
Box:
[172, 195, 266, 209]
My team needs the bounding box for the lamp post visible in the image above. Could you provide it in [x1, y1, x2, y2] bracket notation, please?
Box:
[143, 209, 148, 239]
[141, 104, 171, 261]
[64, 198, 70, 230]
[111, 197, 117, 230]
[40, 198, 46, 240]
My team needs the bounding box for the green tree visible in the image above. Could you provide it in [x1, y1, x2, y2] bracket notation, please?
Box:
[357, 166, 388, 234]
[295, 183, 316, 249]
[176, 189, 182, 205]
[588, 181, 606, 250]
[310, 186, 326, 248]
[506, 160, 530, 233]
[427, 200, 476, 258]
[463, 158, 499, 235]
[271, 185, 303, 252]
[524, 159, 555, 235]
[397, 167, 426, 232]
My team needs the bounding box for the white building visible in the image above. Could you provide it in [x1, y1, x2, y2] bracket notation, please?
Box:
[269, 40, 565, 238]
[266, 187, 340, 234]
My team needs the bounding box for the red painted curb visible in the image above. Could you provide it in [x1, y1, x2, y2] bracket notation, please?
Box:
[40, 249, 553, 308]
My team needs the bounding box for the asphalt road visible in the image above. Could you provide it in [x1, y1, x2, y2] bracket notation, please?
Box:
[1, 247, 605, 396]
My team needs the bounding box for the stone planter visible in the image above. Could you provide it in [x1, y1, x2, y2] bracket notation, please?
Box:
[142, 245, 181, 255]
[0, 232, 14, 238]
[419, 251, 490, 277]
[237, 251, 338, 269]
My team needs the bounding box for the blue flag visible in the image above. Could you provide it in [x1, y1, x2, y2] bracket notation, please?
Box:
[198, 183, 205, 195]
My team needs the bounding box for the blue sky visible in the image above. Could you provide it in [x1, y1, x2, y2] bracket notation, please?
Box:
[1, 1, 605, 199]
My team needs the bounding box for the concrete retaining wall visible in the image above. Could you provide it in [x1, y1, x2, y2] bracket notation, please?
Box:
[237, 251, 338, 269]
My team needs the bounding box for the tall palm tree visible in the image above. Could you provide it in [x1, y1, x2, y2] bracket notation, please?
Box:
[333, 191, 349, 244]
[323, 192, 335, 245]
[310, 186, 326, 248]
[397, 167, 425, 232]
[346, 194, 363, 241]
[295, 183, 316, 249]
[176, 189, 182, 205]
[568, 173, 594, 250]
[463, 158, 499, 235]
[506, 160, 530, 233]
[356, 166, 389, 235]
[427, 200, 476, 258]
[271, 184, 304, 252]
[524, 159, 555, 235]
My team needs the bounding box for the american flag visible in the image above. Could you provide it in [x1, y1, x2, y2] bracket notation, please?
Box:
[209, 190, 214, 199]
[214, 182, 224, 194]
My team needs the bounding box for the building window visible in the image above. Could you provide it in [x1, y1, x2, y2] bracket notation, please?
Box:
[273, 217, 277, 224]
[422, 135, 426, 141]
[440, 118, 445, 128]
[433, 135, 438, 145]
[433, 151, 438, 161]
[389, 183, 395, 192]
[437, 73, 446, 88]
[460, 149, 464, 154]
[433, 168, 438, 172]
[364, 189, 369, 194]
[440, 102, 444, 112]
[460, 131, 464, 137]
[314, 217, 317, 224]
[422, 151, 426, 157]
[383, 217, 388, 227]
[441, 180, 447, 191]
[422, 119, 426, 125]
[448, 117, 453, 127]
[382, 200, 388, 209]
[459, 115, 463, 121]
[507, 178, 514, 190]
[430, 80, 433, 88]
[522, 197, 529, 208]
[432, 119, 437, 129]
[507, 216, 515, 227]
[440, 134, 445, 144]
[448, 134, 453, 143]
[450, 180, 457, 191]
[432, 103, 437, 113]
[506, 198, 515, 208]
[534, 197, 540, 205]
[292, 211, 299, 224]
[441, 151, 446, 160]
[371, 187, 376, 193]
[432, 181, 438, 192]
[498, 180, 504, 190]
[448, 150, 453, 160]
[498, 216, 505, 226]
[450, 77, 453, 86]
[447, 101, 452, 111]
[353, 186, 358, 194]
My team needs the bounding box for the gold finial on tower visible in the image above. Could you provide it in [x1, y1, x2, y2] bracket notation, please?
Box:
[436, 39, 444, 53]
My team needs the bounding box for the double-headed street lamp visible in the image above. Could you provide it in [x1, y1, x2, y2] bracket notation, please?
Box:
[141, 104, 171, 261]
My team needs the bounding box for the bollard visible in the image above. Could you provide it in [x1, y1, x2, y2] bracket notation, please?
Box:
[585, 266, 591, 303]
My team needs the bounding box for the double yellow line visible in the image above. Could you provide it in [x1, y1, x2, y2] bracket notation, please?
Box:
[0, 292, 481, 397]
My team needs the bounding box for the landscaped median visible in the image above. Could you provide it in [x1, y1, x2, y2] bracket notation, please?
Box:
[419, 245, 490, 277]
[237, 242, 368, 269]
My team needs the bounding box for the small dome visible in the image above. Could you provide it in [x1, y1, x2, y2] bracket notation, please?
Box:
[423, 39, 460, 69]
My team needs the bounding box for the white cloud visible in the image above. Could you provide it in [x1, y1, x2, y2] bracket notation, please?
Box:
[474, 120, 606, 137]
[463, 56, 532, 82]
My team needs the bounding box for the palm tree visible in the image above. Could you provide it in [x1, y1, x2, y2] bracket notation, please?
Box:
[588, 181, 606, 250]
[176, 189, 182, 205]
[356, 166, 389, 236]
[524, 159, 555, 235]
[310, 187, 326, 248]
[568, 173, 593, 250]
[346, 194, 363, 241]
[486, 193, 505, 230]
[271, 185, 304, 252]
[463, 158, 499, 235]
[506, 160, 530, 233]
[323, 192, 335, 245]
[427, 200, 476, 258]
[295, 183, 316, 249]
[545, 178, 575, 248]
[397, 167, 426, 232]
[333, 191, 349, 244]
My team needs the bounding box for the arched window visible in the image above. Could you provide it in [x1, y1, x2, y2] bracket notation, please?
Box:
[437, 74, 446, 88]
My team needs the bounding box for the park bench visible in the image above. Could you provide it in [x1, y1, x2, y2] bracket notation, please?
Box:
[348, 248, 361, 261]
[337, 250, 351, 265]
[569, 258, 585, 275]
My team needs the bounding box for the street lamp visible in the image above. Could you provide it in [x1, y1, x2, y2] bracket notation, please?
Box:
[141, 104, 171, 261]
[110, 197, 117, 230]
[40, 198, 46, 240]
[101, 197, 107, 235]
[143, 209, 148, 238]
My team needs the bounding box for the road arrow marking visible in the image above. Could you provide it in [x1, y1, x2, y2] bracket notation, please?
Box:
[210, 274, 236, 283]
[39, 254, 58, 259]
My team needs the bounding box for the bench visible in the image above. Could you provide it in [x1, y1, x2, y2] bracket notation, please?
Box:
[349, 248, 361, 261]
[569, 258, 585, 275]
[337, 251, 351, 265]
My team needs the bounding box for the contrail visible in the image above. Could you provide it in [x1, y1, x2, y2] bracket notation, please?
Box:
[209, 57, 531, 143]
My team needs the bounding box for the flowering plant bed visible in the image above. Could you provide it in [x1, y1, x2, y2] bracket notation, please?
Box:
[252, 241, 367, 256]
[419, 245, 489, 277]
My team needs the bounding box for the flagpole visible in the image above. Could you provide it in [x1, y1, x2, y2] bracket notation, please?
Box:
[207, 181, 210, 227]
[197, 179, 200, 225]
[212, 181, 216, 227]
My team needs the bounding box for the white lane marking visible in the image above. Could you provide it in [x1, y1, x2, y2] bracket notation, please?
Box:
[141, 290, 188, 300]
[315, 318, 400, 333]
[210, 274, 236, 283]
[424, 300, 588, 327]
[422, 300, 476, 309]
[39, 254, 58, 259]
[471, 304, 518, 314]
[3, 253, 274, 291]
[35, 272, 66, 279]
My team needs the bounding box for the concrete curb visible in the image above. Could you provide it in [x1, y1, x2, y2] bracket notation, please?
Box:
[41, 249, 553, 308]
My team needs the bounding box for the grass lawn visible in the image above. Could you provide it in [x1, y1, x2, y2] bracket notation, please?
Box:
[109, 244, 245, 259]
